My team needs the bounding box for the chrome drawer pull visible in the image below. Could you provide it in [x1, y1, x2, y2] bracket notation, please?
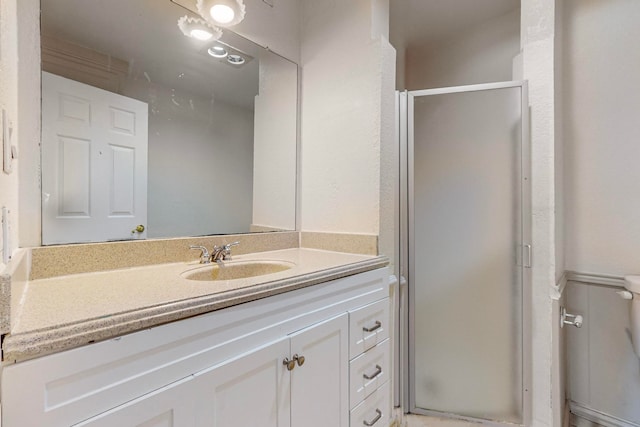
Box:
[363, 364, 382, 380]
[363, 321, 381, 333]
[363, 409, 382, 426]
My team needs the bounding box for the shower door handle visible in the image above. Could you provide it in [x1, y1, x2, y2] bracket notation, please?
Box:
[523, 244, 532, 268]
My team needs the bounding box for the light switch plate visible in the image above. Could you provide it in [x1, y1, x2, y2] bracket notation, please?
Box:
[3, 109, 13, 174]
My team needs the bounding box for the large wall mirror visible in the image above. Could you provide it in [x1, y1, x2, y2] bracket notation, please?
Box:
[40, 0, 298, 245]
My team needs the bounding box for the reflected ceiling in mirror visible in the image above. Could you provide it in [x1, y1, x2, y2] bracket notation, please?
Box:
[40, 0, 298, 245]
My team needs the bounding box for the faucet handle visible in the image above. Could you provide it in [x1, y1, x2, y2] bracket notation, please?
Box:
[190, 245, 211, 264]
[223, 241, 240, 250]
[218, 241, 239, 260]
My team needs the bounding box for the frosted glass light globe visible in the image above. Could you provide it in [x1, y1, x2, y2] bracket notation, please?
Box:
[190, 29, 213, 40]
[210, 5, 235, 24]
[177, 15, 222, 41]
[197, 0, 246, 28]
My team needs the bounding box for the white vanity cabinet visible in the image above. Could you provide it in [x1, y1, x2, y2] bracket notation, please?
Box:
[194, 336, 291, 427]
[289, 314, 349, 427]
[2, 267, 389, 427]
[74, 376, 199, 426]
[348, 299, 392, 427]
[195, 314, 349, 427]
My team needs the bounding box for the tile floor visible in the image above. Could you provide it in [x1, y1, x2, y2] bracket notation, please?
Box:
[400, 413, 605, 427]
[401, 414, 484, 427]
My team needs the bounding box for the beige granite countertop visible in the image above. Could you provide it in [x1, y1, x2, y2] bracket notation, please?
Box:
[4, 248, 387, 362]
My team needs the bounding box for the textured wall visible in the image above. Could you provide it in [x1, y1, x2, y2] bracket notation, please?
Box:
[0, 0, 41, 263]
[300, 0, 390, 236]
[378, 37, 397, 271]
[405, 8, 521, 90]
[0, 0, 20, 269]
[562, 0, 640, 276]
[16, 0, 42, 249]
[522, 0, 558, 426]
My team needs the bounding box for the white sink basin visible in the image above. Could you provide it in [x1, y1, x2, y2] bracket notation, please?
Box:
[182, 260, 295, 281]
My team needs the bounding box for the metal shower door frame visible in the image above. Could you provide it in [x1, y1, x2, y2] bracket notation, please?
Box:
[399, 81, 531, 426]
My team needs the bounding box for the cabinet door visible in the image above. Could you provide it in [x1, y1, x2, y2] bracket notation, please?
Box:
[290, 313, 349, 427]
[74, 377, 196, 427]
[195, 337, 291, 427]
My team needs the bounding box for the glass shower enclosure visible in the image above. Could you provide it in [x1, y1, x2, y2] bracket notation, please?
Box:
[401, 82, 531, 425]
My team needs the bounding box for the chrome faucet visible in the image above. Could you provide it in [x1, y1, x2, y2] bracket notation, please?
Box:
[211, 241, 240, 262]
[190, 245, 212, 264]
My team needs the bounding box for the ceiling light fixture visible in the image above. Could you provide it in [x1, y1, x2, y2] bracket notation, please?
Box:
[196, 0, 246, 27]
[227, 54, 245, 65]
[208, 45, 228, 58]
[177, 15, 222, 41]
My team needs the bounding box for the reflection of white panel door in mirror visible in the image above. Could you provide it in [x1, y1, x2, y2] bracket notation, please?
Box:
[42, 72, 148, 245]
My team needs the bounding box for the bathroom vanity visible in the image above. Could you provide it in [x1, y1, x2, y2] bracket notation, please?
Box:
[1, 249, 391, 427]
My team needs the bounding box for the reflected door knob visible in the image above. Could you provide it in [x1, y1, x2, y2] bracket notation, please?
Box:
[132, 224, 145, 233]
[294, 354, 305, 367]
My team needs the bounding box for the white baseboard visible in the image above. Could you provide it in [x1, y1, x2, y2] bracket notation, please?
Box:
[570, 402, 640, 427]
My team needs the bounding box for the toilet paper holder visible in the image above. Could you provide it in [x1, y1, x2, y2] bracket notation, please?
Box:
[561, 307, 583, 328]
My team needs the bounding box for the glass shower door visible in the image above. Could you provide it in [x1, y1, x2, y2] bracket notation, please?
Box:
[408, 83, 529, 424]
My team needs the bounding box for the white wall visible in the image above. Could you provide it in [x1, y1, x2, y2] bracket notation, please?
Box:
[0, 0, 41, 265]
[566, 281, 640, 425]
[563, 0, 640, 276]
[554, 0, 565, 285]
[252, 53, 297, 230]
[562, 2, 640, 425]
[0, 0, 20, 270]
[521, 0, 558, 426]
[388, 0, 407, 90]
[121, 81, 255, 237]
[405, 8, 520, 90]
[300, 0, 393, 236]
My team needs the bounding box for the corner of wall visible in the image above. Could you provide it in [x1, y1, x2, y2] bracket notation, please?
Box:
[299, 0, 390, 235]
[378, 36, 397, 273]
[521, 0, 558, 425]
[16, 0, 41, 248]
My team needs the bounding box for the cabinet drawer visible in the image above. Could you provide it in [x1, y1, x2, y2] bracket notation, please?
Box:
[349, 339, 390, 409]
[349, 299, 390, 358]
[350, 382, 390, 427]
